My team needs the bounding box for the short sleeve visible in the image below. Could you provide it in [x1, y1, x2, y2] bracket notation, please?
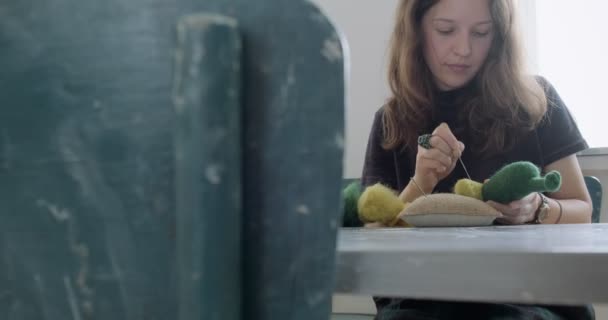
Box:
[360, 108, 398, 189]
[536, 77, 589, 166]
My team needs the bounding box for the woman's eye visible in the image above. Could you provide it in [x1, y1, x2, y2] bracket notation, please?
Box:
[437, 29, 454, 35]
[472, 31, 490, 38]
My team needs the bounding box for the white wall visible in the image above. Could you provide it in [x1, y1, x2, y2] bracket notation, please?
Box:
[535, 0, 608, 148]
[313, 0, 398, 178]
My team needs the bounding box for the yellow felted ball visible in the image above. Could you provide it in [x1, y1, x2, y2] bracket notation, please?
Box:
[454, 179, 484, 201]
[358, 183, 405, 225]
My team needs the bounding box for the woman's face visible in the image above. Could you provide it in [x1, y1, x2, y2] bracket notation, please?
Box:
[422, 0, 495, 91]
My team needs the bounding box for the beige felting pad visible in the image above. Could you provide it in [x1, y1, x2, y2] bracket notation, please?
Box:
[400, 193, 502, 227]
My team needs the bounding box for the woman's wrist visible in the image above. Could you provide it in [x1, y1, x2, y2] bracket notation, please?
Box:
[411, 174, 435, 194]
[532, 194, 564, 225]
[399, 176, 435, 203]
[550, 198, 564, 224]
[529, 192, 543, 223]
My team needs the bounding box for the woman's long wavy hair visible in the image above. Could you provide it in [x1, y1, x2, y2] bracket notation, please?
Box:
[383, 0, 547, 156]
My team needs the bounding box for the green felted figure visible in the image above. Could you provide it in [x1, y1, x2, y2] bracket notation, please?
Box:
[341, 181, 364, 227]
[483, 161, 561, 203]
[455, 161, 562, 204]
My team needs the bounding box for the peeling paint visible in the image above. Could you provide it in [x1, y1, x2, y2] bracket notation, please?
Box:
[296, 205, 311, 216]
[306, 291, 326, 307]
[321, 38, 342, 62]
[205, 165, 223, 185]
[64, 276, 83, 320]
[36, 199, 71, 221]
[334, 132, 345, 150]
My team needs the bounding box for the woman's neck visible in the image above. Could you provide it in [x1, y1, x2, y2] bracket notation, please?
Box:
[436, 84, 469, 104]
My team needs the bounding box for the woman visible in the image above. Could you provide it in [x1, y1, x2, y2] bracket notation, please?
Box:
[361, 0, 594, 319]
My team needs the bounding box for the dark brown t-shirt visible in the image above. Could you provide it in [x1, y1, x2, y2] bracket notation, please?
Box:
[361, 76, 589, 192]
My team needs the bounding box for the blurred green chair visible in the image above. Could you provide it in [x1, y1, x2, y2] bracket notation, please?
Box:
[584, 176, 603, 223]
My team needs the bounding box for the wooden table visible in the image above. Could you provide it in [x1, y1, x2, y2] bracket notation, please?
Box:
[335, 224, 608, 305]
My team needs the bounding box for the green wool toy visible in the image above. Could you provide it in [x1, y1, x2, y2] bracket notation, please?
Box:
[341, 181, 364, 227]
[482, 161, 562, 203]
[456, 161, 562, 204]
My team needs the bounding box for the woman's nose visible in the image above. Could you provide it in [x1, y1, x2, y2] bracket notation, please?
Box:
[453, 33, 472, 57]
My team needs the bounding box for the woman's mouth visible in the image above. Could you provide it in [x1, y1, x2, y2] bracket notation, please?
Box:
[446, 64, 471, 73]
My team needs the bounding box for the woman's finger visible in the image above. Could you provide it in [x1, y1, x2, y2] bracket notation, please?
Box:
[433, 123, 462, 157]
[428, 135, 453, 156]
[495, 216, 528, 225]
[504, 194, 538, 214]
[487, 201, 514, 214]
[488, 200, 535, 225]
[420, 148, 453, 168]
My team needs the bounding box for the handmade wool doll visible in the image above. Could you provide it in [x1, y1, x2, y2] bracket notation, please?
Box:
[454, 161, 562, 204]
[356, 183, 410, 227]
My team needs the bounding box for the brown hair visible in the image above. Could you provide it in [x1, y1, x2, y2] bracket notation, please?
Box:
[383, 0, 547, 156]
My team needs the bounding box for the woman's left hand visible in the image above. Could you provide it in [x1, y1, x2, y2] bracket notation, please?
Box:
[488, 193, 542, 225]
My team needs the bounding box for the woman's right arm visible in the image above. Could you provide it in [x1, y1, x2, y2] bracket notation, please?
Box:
[361, 109, 399, 189]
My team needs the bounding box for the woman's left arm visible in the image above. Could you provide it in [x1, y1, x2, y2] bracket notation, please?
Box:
[490, 154, 592, 224]
[491, 77, 592, 224]
[542, 154, 592, 224]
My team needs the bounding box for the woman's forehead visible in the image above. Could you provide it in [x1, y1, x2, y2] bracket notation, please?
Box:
[427, 0, 493, 24]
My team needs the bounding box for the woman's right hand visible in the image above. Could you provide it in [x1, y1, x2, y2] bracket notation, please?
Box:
[413, 123, 465, 192]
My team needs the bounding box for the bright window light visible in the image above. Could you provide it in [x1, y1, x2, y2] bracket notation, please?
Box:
[534, 0, 608, 148]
